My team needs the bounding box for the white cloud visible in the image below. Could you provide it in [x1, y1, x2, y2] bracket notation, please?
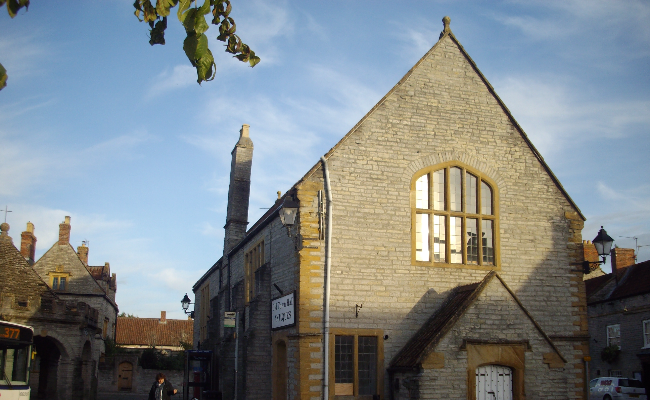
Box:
[145, 65, 197, 99]
[493, 76, 650, 159]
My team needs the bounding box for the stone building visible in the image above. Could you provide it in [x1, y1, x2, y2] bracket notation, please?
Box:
[192, 17, 591, 400]
[585, 247, 650, 392]
[0, 221, 102, 399]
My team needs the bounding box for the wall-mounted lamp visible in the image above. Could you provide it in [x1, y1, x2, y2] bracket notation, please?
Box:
[181, 293, 195, 319]
[583, 226, 615, 274]
[279, 196, 299, 231]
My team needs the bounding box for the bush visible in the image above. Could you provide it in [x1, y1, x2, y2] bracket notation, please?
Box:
[601, 345, 620, 363]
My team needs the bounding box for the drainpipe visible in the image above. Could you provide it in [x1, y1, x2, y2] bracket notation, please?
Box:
[321, 156, 333, 400]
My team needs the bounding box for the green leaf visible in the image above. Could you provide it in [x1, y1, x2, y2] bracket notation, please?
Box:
[149, 17, 167, 45]
[0, 63, 7, 91]
[155, 0, 177, 17]
[194, 13, 209, 35]
[248, 51, 260, 67]
[195, 48, 216, 83]
[183, 33, 208, 63]
[6, 0, 29, 18]
[176, 0, 191, 23]
[197, 0, 210, 16]
[182, 8, 197, 32]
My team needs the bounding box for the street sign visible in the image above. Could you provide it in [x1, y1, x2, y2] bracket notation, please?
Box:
[224, 312, 236, 328]
[272, 292, 295, 330]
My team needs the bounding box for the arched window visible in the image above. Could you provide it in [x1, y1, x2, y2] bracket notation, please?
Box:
[412, 164, 498, 268]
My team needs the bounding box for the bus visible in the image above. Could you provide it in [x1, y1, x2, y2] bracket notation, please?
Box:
[0, 321, 33, 400]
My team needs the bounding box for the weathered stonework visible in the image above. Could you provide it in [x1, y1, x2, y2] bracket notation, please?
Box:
[193, 17, 589, 400]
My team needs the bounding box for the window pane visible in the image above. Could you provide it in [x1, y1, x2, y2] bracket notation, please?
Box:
[60, 277, 66, 290]
[481, 181, 492, 215]
[450, 167, 462, 212]
[52, 277, 59, 290]
[466, 173, 477, 214]
[415, 174, 429, 209]
[607, 325, 621, 348]
[466, 218, 478, 264]
[358, 337, 377, 395]
[433, 170, 445, 211]
[415, 213, 430, 262]
[335, 336, 354, 384]
[644, 320, 650, 347]
[482, 220, 494, 265]
[433, 215, 446, 263]
[450, 217, 462, 263]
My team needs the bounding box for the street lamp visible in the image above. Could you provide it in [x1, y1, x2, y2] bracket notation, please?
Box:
[279, 196, 299, 228]
[181, 293, 195, 319]
[583, 226, 615, 274]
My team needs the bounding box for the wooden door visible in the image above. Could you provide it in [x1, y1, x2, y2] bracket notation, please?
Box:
[476, 365, 512, 400]
[118, 362, 133, 391]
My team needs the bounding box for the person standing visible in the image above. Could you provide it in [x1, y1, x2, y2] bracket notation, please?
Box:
[148, 372, 178, 400]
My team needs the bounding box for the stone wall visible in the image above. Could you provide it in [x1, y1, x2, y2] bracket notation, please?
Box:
[98, 355, 184, 395]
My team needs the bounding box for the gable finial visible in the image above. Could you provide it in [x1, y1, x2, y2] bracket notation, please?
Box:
[441, 16, 451, 38]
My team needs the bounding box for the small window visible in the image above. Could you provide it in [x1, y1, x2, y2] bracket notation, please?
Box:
[50, 274, 69, 291]
[643, 320, 650, 348]
[333, 334, 380, 398]
[607, 324, 621, 349]
[245, 240, 265, 303]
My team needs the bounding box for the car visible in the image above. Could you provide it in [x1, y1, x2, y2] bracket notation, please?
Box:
[589, 377, 647, 400]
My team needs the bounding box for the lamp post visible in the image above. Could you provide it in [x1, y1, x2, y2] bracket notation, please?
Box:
[181, 293, 195, 319]
[583, 226, 615, 274]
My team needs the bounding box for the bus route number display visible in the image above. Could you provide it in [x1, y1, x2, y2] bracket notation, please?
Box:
[0, 325, 21, 340]
[272, 292, 295, 330]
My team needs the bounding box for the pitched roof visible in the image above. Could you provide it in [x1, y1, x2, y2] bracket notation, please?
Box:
[389, 271, 565, 371]
[0, 224, 57, 300]
[299, 18, 583, 220]
[389, 279, 483, 370]
[587, 260, 650, 304]
[115, 316, 193, 347]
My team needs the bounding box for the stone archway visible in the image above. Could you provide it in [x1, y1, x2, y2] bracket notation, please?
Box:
[79, 341, 97, 400]
[33, 335, 63, 399]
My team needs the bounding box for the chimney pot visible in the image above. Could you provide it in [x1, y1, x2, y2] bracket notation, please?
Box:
[240, 124, 250, 138]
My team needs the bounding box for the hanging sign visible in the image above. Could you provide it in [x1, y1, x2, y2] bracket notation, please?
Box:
[224, 312, 236, 328]
[272, 292, 295, 330]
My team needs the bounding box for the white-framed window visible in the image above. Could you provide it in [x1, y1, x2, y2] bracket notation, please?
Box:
[607, 324, 621, 349]
[643, 320, 650, 348]
[412, 164, 497, 267]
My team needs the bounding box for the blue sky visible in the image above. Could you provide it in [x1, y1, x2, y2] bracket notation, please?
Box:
[1, 0, 649, 319]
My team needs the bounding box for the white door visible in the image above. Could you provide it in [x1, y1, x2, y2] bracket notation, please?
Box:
[476, 365, 513, 400]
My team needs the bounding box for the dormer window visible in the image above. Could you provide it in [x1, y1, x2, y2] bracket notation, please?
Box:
[412, 164, 498, 269]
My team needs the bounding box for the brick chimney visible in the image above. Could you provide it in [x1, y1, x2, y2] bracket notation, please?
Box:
[160, 311, 167, 324]
[59, 216, 71, 245]
[77, 241, 89, 265]
[224, 124, 254, 253]
[21, 222, 37, 265]
[612, 247, 635, 276]
[583, 240, 599, 264]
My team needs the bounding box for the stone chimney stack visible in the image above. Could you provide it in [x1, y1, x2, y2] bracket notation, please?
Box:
[59, 216, 71, 245]
[224, 124, 254, 254]
[21, 222, 37, 265]
[160, 311, 167, 324]
[77, 241, 89, 265]
[611, 247, 635, 275]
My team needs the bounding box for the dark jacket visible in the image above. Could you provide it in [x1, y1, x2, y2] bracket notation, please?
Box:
[148, 380, 176, 400]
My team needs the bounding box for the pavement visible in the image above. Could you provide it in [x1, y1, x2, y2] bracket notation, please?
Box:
[97, 392, 148, 400]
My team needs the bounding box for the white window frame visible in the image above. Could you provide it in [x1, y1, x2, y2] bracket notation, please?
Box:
[607, 324, 621, 350]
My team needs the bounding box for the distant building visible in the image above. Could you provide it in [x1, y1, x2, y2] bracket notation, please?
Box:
[192, 17, 591, 400]
[115, 311, 193, 351]
[0, 221, 105, 399]
[585, 246, 650, 392]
